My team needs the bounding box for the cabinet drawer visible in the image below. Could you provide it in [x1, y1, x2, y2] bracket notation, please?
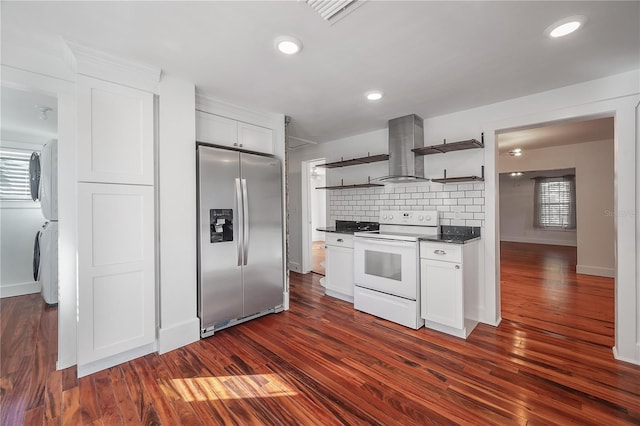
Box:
[325, 233, 354, 248]
[420, 242, 462, 262]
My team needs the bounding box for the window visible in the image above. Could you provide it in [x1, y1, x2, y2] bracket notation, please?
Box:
[533, 175, 576, 229]
[0, 147, 34, 200]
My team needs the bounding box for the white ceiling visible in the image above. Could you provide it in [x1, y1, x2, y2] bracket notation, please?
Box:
[497, 116, 614, 154]
[1, 1, 638, 144]
[1, 86, 58, 140]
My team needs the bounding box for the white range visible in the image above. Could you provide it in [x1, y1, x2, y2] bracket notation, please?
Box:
[353, 210, 439, 329]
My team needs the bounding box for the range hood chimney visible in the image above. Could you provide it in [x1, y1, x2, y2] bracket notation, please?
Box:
[377, 114, 426, 183]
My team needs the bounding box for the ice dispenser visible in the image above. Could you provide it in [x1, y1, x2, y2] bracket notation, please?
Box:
[209, 209, 233, 243]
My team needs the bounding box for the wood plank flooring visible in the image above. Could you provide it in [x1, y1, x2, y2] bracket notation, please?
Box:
[2, 243, 639, 425]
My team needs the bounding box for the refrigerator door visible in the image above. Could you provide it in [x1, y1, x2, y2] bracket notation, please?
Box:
[197, 146, 243, 333]
[240, 152, 284, 316]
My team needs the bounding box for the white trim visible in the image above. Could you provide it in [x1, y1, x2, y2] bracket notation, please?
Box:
[63, 39, 161, 93]
[500, 236, 577, 247]
[576, 265, 615, 278]
[77, 342, 156, 378]
[612, 345, 640, 365]
[301, 160, 312, 273]
[157, 318, 200, 354]
[0, 281, 40, 298]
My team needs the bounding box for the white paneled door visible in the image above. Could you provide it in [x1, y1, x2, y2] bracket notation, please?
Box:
[77, 75, 154, 185]
[77, 183, 155, 366]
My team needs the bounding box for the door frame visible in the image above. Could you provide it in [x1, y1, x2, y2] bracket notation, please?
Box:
[484, 95, 639, 364]
[2, 65, 78, 370]
[300, 158, 325, 273]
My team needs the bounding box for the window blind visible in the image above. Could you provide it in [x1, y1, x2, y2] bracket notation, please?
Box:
[0, 148, 33, 200]
[533, 175, 576, 229]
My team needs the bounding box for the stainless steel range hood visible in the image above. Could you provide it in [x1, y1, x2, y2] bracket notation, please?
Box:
[377, 114, 427, 183]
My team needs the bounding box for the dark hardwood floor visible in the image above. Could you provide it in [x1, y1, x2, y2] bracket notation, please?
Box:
[2, 243, 639, 425]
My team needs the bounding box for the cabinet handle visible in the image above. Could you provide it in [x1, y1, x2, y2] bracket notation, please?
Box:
[433, 249, 446, 255]
[455, 265, 460, 269]
[233, 142, 238, 146]
[239, 143, 243, 147]
[337, 238, 344, 242]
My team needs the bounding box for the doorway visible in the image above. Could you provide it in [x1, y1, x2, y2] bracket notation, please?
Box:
[301, 158, 327, 275]
[496, 117, 615, 345]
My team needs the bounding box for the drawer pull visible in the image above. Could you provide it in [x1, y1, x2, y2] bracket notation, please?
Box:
[455, 265, 460, 269]
[337, 238, 344, 242]
[433, 249, 447, 255]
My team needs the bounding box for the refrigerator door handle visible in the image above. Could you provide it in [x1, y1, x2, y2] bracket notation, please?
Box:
[235, 178, 243, 266]
[242, 178, 249, 265]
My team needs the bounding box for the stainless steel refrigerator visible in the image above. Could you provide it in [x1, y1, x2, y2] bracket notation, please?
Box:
[197, 144, 284, 337]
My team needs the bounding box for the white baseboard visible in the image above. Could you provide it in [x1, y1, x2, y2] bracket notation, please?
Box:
[613, 345, 640, 366]
[158, 317, 200, 354]
[0, 281, 41, 298]
[288, 261, 301, 272]
[500, 236, 577, 247]
[77, 342, 156, 378]
[576, 265, 615, 278]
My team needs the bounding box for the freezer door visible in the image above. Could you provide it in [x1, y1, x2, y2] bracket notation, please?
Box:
[240, 153, 284, 316]
[197, 146, 243, 332]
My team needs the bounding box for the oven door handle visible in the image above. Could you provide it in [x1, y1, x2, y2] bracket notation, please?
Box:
[355, 237, 415, 248]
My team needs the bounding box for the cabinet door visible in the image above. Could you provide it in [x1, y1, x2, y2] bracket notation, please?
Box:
[77, 183, 155, 369]
[196, 111, 238, 148]
[77, 76, 154, 185]
[421, 259, 463, 329]
[237, 122, 273, 154]
[325, 245, 354, 298]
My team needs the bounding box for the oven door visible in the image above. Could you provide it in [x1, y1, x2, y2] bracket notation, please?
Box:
[354, 237, 418, 300]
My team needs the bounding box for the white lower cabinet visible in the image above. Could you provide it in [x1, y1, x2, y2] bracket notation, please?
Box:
[324, 233, 354, 303]
[420, 241, 479, 338]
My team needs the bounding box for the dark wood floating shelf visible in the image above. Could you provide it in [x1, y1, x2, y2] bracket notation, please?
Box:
[412, 133, 484, 156]
[316, 153, 389, 168]
[316, 177, 383, 190]
[431, 166, 485, 184]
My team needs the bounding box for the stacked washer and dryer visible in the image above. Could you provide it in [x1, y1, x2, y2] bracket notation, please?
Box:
[29, 140, 58, 305]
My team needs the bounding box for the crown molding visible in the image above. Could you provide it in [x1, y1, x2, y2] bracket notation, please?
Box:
[63, 38, 162, 93]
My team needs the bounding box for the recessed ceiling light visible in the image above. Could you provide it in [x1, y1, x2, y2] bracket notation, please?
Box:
[547, 15, 587, 38]
[275, 36, 302, 55]
[509, 148, 522, 157]
[366, 91, 383, 101]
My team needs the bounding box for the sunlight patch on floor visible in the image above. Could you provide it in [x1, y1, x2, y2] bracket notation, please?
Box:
[165, 374, 298, 401]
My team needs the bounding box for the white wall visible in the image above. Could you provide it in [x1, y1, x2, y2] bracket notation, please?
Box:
[500, 140, 615, 276]
[157, 74, 200, 354]
[0, 136, 46, 297]
[499, 169, 577, 247]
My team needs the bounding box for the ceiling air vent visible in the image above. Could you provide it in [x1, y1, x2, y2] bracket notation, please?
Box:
[305, 0, 366, 24]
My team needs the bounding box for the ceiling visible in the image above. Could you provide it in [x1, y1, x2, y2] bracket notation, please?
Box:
[1, 86, 58, 140]
[497, 116, 614, 154]
[1, 1, 638, 144]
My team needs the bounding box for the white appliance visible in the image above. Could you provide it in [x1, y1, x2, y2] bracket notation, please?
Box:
[29, 139, 59, 304]
[353, 210, 439, 329]
[34, 221, 58, 305]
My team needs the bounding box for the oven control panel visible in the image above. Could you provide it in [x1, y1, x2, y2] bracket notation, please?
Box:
[379, 210, 439, 226]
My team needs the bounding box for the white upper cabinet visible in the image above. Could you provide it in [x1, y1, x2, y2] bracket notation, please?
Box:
[196, 110, 273, 154]
[77, 75, 154, 185]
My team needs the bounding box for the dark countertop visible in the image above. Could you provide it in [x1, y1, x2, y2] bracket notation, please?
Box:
[317, 220, 379, 235]
[421, 225, 481, 244]
[419, 234, 480, 244]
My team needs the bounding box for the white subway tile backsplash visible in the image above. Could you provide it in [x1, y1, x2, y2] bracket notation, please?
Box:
[327, 181, 485, 227]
